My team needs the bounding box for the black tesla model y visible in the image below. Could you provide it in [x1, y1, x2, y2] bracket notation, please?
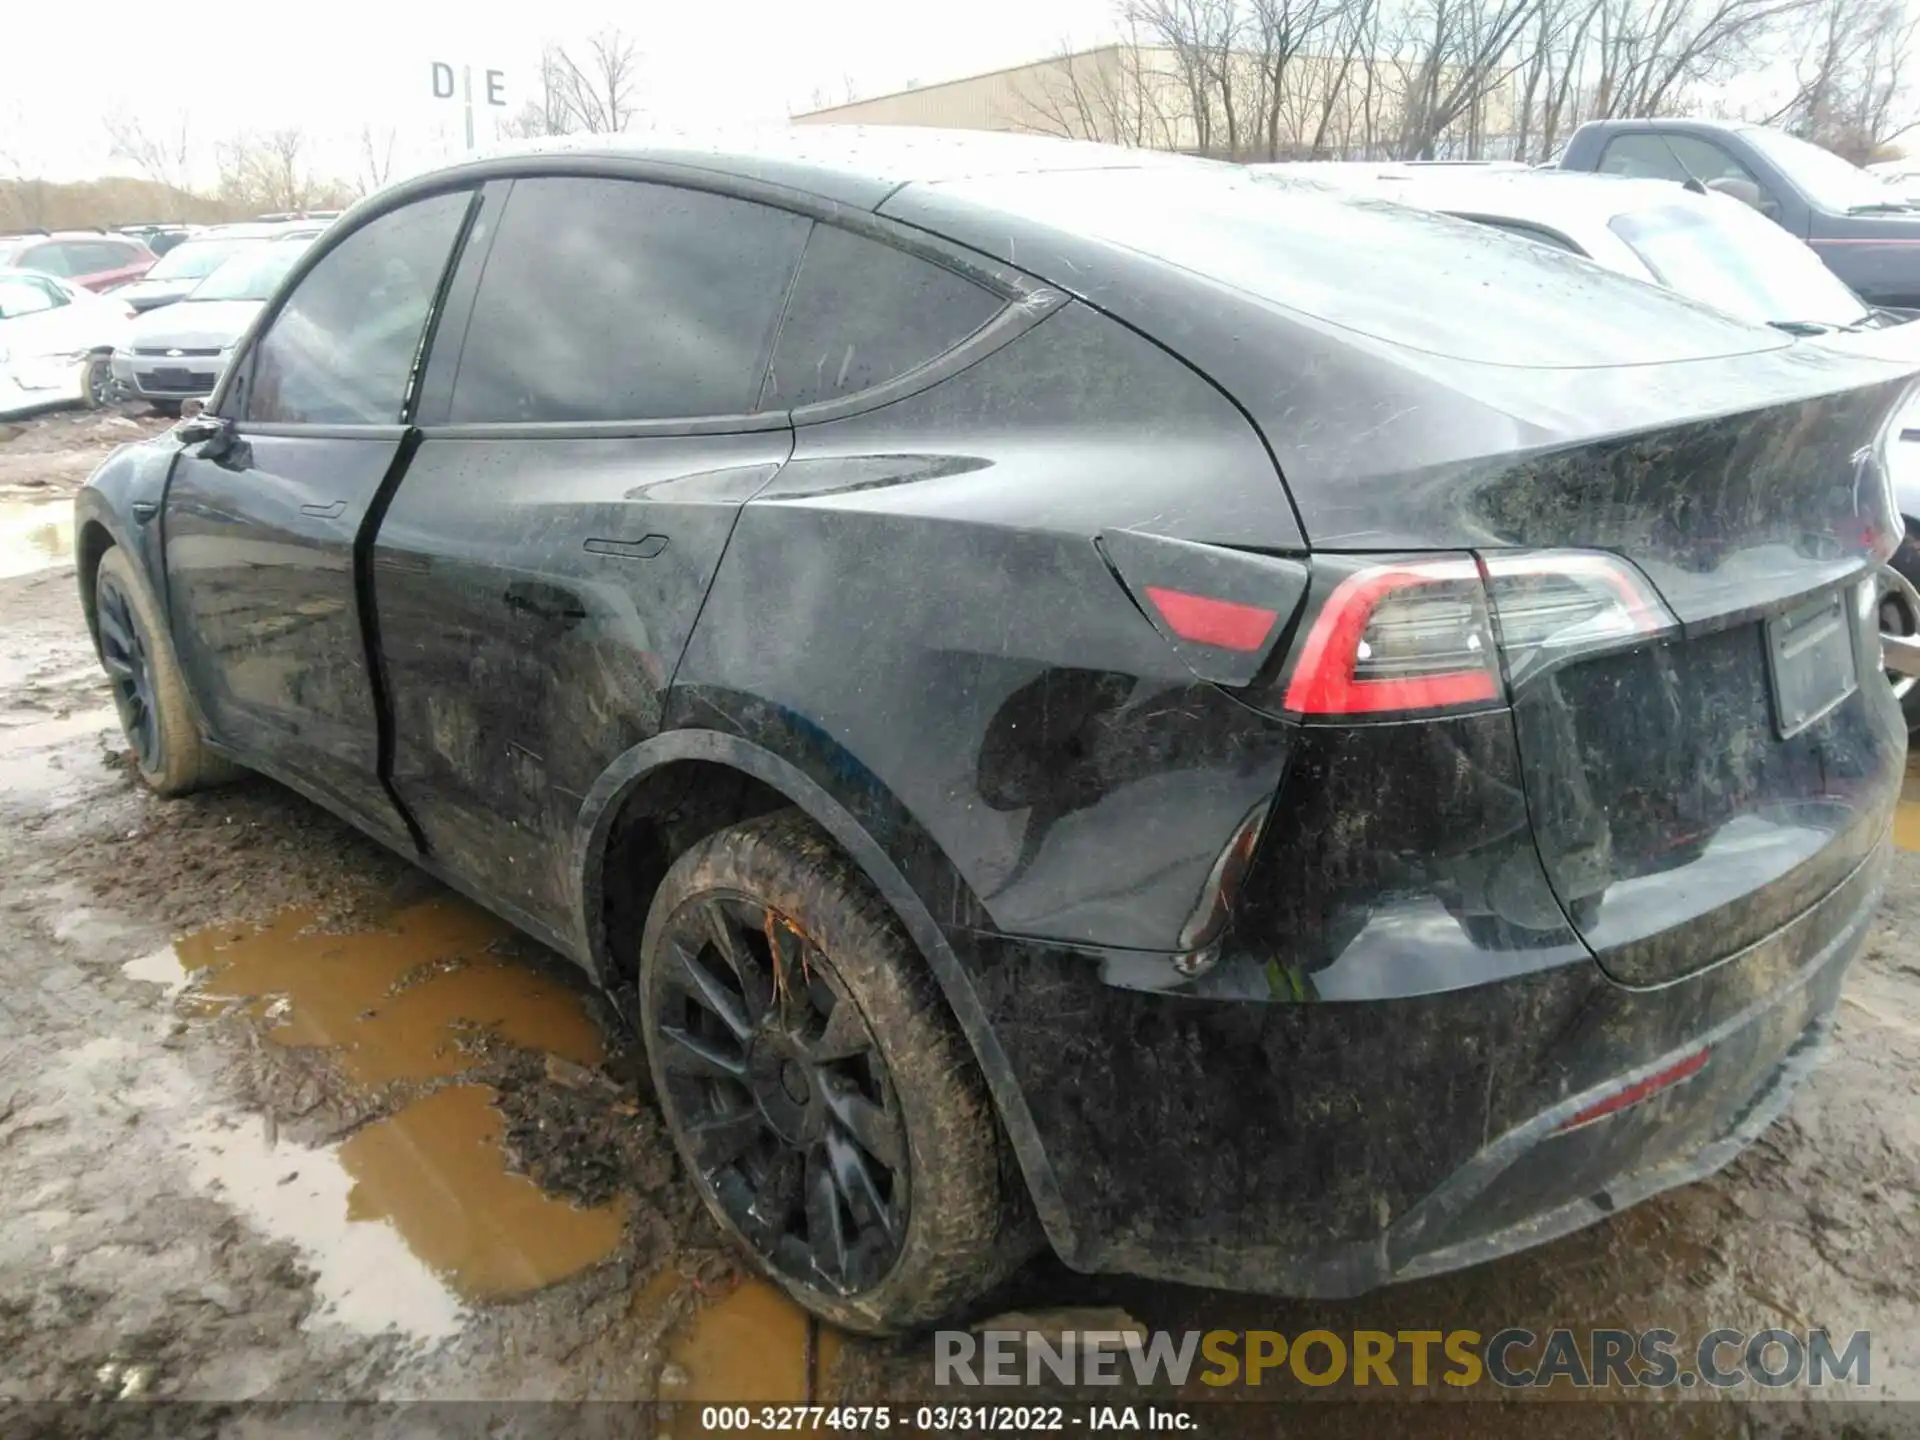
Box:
[76, 130, 1914, 1332]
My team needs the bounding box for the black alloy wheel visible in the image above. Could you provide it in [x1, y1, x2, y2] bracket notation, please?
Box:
[96, 570, 161, 773]
[650, 891, 910, 1295]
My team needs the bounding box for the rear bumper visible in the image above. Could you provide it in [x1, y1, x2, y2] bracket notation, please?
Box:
[963, 838, 1887, 1296]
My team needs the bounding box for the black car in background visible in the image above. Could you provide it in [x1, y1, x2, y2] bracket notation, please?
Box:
[75, 131, 1914, 1332]
[1560, 118, 1920, 308]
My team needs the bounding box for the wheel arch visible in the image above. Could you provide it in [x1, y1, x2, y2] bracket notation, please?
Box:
[569, 724, 1076, 1257]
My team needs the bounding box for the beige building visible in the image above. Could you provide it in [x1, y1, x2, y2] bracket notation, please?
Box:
[794, 44, 1517, 162]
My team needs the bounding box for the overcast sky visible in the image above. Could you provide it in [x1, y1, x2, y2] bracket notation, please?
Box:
[5, 0, 1122, 186]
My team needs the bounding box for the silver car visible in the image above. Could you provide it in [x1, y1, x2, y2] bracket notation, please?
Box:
[111, 237, 313, 415]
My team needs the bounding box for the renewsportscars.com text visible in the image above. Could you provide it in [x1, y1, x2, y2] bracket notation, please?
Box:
[935, 1327, 1871, 1390]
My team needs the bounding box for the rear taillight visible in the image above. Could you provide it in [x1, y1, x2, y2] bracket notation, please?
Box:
[1283, 557, 1500, 715]
[1481, 550, 1674, 686]
[1283, 550, 1675, 718]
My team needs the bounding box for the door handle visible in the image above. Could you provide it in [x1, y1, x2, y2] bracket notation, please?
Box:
[300, 500, 348, 519]
[130, 501, 157, 524]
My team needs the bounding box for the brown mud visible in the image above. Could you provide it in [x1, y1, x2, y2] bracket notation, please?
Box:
[1, 408, 1917, 1427]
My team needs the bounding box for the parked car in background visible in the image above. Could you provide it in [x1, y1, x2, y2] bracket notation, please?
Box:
[1558, 119, 1920, 308]
[0, 231, 155, 293]
[110, 236, 314, 416]
[1262, 162, 1920, 728]
[0, 268, 131, 418]
[116, 223, 195, 256]
[76, 132, 1915, 1332]
[112, 224, 315, 314]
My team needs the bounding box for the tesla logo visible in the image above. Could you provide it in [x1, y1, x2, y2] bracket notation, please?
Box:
[166, 348, 183, 357]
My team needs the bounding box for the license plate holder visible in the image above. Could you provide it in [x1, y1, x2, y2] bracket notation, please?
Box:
[1765, 589, 1858, 738]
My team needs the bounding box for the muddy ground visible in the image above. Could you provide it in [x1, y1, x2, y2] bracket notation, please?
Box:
[1, 405, 1918, 1435]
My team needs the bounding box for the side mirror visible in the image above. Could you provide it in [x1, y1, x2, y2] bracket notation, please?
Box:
[176, 407, 234, 458]
[1705, 176, 1772, 215]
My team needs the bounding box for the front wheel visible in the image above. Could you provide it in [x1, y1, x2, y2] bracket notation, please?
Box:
[94, 547, 240, 795]
[80, 354, 114, 410]
[639, 810, 1024, 1333]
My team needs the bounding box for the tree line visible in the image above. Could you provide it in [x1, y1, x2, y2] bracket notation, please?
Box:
[1018, 0, 1917, 162]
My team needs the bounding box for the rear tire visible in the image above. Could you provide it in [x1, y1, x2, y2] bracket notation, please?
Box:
[639, 809, 1024, 1333]
[1880, 583, 1920, 731]
[94, 547, 241, 796]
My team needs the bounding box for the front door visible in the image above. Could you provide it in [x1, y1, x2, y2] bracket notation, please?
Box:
[163, 188, 475, 841]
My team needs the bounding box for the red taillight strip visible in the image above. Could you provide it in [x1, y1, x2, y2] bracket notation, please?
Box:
[1143, 586, 1280, 653]
[1281, 557, 1499, 714]
[1557, 1048, 1710, 1133]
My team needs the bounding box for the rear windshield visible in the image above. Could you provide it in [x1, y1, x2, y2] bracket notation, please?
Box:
[924, 167, 1786, 369]
[1609, 199, 1870, 329]
[147, 238, 254, 282]
[191, 242, 309, 302]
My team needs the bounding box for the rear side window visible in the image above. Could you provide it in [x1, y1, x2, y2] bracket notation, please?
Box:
[19, 244, 72, 277]
[245, 190, 470, 426]
[761, 225, 1002, 409]
[448, 178, 810, 424]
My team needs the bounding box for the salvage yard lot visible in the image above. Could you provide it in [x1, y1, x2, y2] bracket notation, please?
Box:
[1, 408, 1917, 1428]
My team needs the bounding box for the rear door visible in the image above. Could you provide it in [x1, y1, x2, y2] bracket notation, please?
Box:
[161, 189, 474, 843]
[374, 175, 810, 931]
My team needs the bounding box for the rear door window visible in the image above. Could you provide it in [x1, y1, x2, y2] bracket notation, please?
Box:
[761, 225, 1002, 409]
[244, 190, 471, 426]
[447, 177, 810, 424]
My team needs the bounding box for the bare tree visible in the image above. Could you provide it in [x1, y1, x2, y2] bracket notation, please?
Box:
[1766, 0, 1917, 158]
[1386, 0, 1544, 159]
[552, 29, 641, 133]
[1015, 33, 1181, 146]
[217, 128, 350, 213]
[501, 48, 575, 138]
[1126, 0, 1250, 154]
[358, 123, 398, 195]
[104, 109, 196, 214]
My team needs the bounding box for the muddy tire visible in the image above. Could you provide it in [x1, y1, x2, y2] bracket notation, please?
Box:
[639, 809, 1022, 1333]
[94, 546, 241, 796]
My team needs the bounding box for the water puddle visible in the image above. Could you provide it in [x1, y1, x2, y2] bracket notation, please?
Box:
[1896, 755, 1920, 854]
[179, 1110, 467, 1340]
[131, 898, 629, 1333]
[172, 900, 605, 1085]
[659, 1275, 841, 1404]
[0, 705, 119, 804]
[0, 498, 74, 578]
[341, 1083, 627, 1300]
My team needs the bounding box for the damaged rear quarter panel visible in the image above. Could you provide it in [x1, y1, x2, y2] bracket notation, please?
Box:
[671, 301, 1304, 954]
